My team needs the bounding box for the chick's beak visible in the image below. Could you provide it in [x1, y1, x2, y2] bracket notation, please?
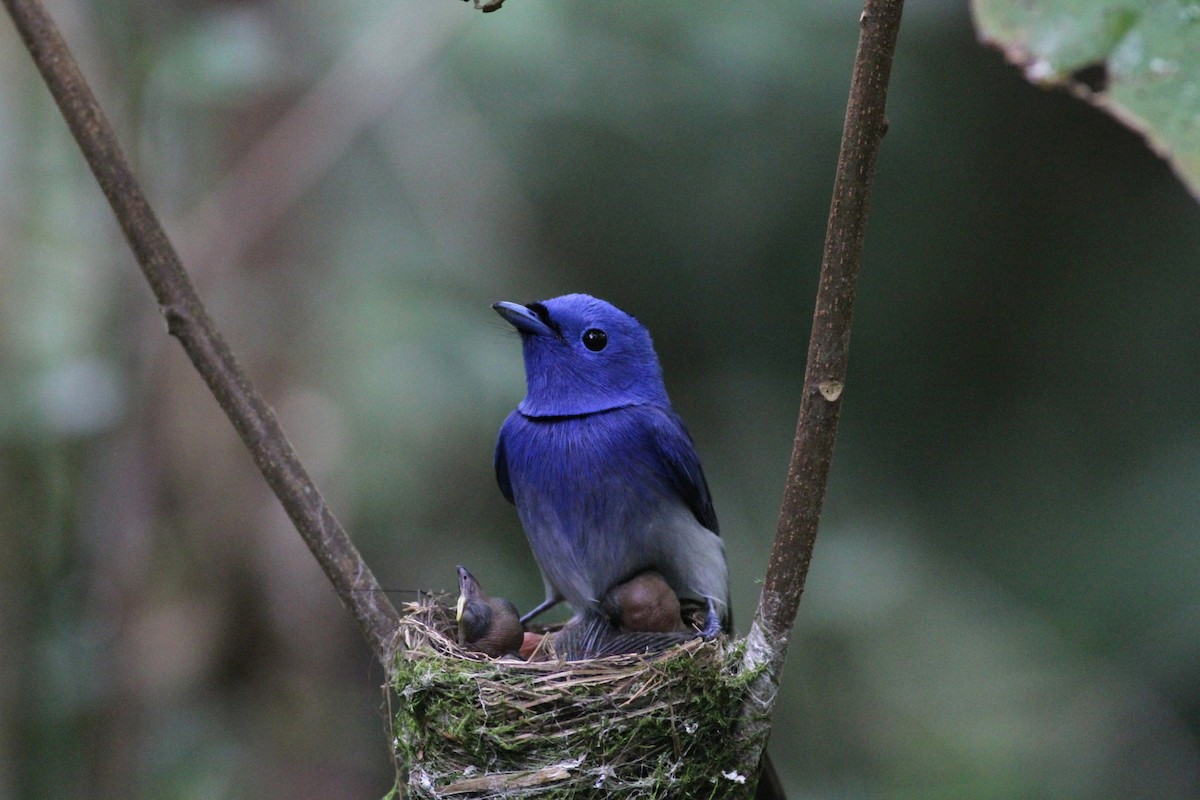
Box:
[493, 301, 554, 337]
[456, 564, 484, 623]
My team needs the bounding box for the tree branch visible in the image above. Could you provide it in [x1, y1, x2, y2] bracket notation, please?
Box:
[737, 0, 906, 781]
[3, 0, 401, 669]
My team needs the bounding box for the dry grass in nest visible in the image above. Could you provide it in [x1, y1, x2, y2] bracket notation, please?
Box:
[387, 596, 760, 799]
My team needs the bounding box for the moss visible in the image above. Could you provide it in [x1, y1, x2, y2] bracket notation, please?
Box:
[388, 599, 764, 799]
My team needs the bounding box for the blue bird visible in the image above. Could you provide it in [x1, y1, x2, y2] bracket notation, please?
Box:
[492, 294, 729, 632]
[493, 294, 786, 799]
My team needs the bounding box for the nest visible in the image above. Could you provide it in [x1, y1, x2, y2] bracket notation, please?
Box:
[388, 596, 760, 799]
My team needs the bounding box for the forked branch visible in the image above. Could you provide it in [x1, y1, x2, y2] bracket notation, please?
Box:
[6, 0, 906, 787]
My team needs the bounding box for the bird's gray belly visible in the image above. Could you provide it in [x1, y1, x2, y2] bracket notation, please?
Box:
[511, 429, 727, 617]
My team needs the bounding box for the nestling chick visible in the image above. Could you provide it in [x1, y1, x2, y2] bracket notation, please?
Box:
[455, 565, 523, 658]
[601, 570, 687, 633]
[546, 572, 720, 661]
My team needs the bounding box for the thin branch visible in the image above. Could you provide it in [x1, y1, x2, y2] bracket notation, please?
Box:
[3, 0, 401, 669]
[737, 0, 906, 781]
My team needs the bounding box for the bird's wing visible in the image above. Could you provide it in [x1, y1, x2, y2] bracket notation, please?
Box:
[494, 417, 515, 504]
[647, 408, 720, 535]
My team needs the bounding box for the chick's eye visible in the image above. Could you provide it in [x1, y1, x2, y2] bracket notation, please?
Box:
[582, 328, 608, 352]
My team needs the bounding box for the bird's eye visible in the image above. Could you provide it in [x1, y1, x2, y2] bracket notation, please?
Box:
[582, 328, 608, 352]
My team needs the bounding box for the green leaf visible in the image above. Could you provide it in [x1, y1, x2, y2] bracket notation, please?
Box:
[972, 0, 1200, 201]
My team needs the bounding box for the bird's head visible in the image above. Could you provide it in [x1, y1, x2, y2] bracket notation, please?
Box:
[493, 294, 669, 417]
[456, 565, 491, 642]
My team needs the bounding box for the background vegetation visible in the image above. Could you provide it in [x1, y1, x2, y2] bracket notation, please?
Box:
[1, 1, 1197, 797]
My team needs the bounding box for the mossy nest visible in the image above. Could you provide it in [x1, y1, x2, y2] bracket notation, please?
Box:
[388, 596, 760, 799]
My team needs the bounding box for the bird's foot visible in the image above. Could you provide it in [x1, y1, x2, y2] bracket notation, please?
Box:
[699, 597, 722, 640]
[519, 596, 562, 626]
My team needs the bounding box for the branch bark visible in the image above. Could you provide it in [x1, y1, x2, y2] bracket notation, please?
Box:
[3, 0, 401, 669]
[737, 0, 906, 783]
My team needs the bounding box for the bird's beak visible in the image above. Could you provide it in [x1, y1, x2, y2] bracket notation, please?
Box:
[456, 564, 478, 622]
[493, 301, 554, 337]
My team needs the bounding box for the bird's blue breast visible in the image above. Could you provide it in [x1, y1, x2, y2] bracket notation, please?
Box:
[497, 404, 708, 611]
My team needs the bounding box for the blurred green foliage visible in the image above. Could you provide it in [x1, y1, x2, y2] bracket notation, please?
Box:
[1, 1, 1198, 798]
